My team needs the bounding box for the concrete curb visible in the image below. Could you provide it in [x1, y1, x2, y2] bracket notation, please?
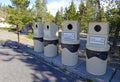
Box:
[26, 47, 117, 82]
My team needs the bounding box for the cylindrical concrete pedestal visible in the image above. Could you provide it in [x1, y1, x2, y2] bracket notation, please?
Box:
[61, 43, 79, 66]
[33, 37, 43, 52]
[44, 39, 58, 57]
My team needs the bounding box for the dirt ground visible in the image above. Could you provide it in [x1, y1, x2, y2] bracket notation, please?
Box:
[0, 30, 33, 46]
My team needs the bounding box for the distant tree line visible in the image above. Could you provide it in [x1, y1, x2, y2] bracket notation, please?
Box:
[55, 0, 120, 34]
[0, 0, 119, 35]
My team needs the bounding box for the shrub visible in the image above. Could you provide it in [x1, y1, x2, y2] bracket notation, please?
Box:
[28, 30, 33, 39]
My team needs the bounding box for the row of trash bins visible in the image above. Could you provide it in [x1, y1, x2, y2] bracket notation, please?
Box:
[33, 21, 110, 76]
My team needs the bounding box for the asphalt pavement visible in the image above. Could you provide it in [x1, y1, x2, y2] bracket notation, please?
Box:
[0, 44, 83, 82]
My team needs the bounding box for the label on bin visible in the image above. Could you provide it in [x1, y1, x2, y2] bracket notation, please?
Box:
[90, 36, 105, 45]
[63, 32, 75, 40]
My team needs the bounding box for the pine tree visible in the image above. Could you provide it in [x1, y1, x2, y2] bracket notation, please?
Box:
[42, 0, 47, 23]
[64, 7, 69, 20]
[35, 0, 42, 22]
[59, 7, 64, 23]
[101, 7, 107, 22]
[78, 0, 87, 32]
[105, 0, 120, 34]
[55, 10, 60, 26]
[85, 0, 94, 22]
[55, 7, 63, 29]
[6, 0, 33, 47]
[66, 1, 77, 20]
[45, 12, 55, 22]
[97, 0, 101, 21]
[35, 0, 54, 23]
[93, 0, 101, 21]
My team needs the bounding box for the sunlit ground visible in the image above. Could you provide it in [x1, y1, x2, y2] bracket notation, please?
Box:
[0, 30, 33, 46]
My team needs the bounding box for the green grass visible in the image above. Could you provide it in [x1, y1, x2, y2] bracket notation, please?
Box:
[86, 78, 93, 82]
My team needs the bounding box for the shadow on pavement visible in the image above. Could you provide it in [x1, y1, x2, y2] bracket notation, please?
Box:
[0, 40, 79, 82]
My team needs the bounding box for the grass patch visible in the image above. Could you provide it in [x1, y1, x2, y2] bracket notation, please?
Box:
[86, 78, 93, 82]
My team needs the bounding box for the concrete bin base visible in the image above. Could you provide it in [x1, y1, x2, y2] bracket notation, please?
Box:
[62, 48, 78, 66]
[44, 44, 57, 57]
[86, 49, 108, 75]
[86, 57, 107, 75]
[34, 40, 43, 52]
[43, 39, 58, 57]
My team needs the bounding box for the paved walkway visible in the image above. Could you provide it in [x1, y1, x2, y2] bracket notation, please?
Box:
[0, 46, 83, 82]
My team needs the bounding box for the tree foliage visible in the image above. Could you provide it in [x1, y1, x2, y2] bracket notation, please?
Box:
[34, 0, 54, 23]
[101, 7, 107, 22]
[105, 0, 120, 34]
[64, 1, 77, 20]
[5, 0, 34, 47]
[3, 0, 120, 35]
[77, 0, 86, 32]
[45, 12, 55, 22]
[35, 0, 42, 22]
[55, 7, 64, 29]
[6, 0, 33, 30]
[58, 0, 119, 33]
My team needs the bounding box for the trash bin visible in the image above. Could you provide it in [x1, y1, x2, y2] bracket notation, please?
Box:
[43, 22, 58, 57]
[33, 22, 44, 52]
[61, 21, 80, 66]
[86, 22, 110, 75]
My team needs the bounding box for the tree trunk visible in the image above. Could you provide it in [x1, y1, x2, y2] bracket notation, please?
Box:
[97, 0, 101, 21]
[17, 25, 20, 48]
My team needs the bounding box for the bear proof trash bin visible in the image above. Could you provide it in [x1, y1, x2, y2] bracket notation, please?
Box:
[43, 22, 58, 57]
[86, 22, 110, 75]
[61, 21, 80, 66]
[33, 22, 44, 52]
